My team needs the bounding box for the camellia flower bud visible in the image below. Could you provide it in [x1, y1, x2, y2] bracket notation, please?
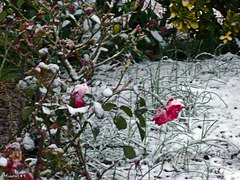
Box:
[70, 84, 90, 108]
[13, 44, 21, 53]
[67, 4, 76, 14]
[85, 7, 93, 16]
[130, 25, 141, 35]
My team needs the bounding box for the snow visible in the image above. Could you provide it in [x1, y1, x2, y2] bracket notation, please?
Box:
[47, 144, 58, 149]
[102, 88, 113, 97]
[94, 102, 104, 118]
[89, 53, 240, 179]
[37, 62, 59, 73]
[0, 157, 7, 167]
[10, 53, 240, 179]
[38, 48, 48, 55]
[25, 158, 37, 167]
[23, 133, 35, 151]
[66, 104, 89, 115]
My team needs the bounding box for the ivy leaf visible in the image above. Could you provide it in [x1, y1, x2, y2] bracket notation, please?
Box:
[102, 103, 117, 111]
[114, 116, 127, 130]
[136, 122, 145, 142]
[123, 145, 136, 159]
[120, 105, 133, 117]
[22, 106, 34, 121]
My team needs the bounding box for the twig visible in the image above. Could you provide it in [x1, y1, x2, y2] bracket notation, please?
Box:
[98, 160, 119, 179]
[93, 48, 125, 68]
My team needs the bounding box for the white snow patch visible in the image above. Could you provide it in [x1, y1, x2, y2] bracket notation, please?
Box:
[23, 133, 35, 151]
[102, 88, 113, 97]
[66, 104, 89, 115]
[0, 157, 7, 167]
[94, 102, 104, 118]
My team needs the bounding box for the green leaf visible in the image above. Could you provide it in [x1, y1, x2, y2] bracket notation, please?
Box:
[136, 122, 145, 141]
[17, 0, 25, 9]
[102, 103, 117, 111]
[42, 14, 50, 23]
[114, 116, 127, 130]
[139, 108, 148, 114]
[58, 116, 67, 126]
[0, 10, 7, 22]
[69, 97, 76, 107]
[135, 110, 146, 127]
[123, 145, 136, 159]
[92, 127, 100, 138]
[120, 105, 133, 117]
[22, 106, 34, 121]
[139, 97, 146, 107]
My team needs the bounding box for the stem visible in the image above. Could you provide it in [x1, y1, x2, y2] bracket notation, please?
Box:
[34, 133, 45, 179]
[78, 141, 92, 180]
[64, 121, 90, 152]
[98, 160, 119, 180]
[93, 48, 125, 68]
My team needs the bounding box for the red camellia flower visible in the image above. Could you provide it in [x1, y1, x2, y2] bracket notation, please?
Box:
[70, 84, 90, 108]
[153, 98, 184, 126]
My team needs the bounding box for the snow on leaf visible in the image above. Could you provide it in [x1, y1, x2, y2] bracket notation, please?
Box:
[133, 85, 139, 95]
[66, 104, 89, 115]
[62, 20, 71, 28]
[25, 158, 37, 167]
[150, 30, 166, 47]
[99, 47, 108, 52]
[48, 144, 58, 149]
[42, 106, 52, 115]
[91, 14, 101, 24]
[235, 37, 240, 48]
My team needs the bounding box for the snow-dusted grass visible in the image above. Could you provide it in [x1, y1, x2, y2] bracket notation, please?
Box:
[81, 53, 240, 179]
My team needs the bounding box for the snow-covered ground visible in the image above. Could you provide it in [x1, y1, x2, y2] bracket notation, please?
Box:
[91, 52, 240, 180]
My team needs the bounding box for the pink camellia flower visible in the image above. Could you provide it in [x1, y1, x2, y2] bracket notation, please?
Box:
[153, 98, 184, 126]
[70, 83, 90, 108]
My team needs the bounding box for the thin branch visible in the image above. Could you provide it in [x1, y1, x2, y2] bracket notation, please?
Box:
[93, 48, 125, 68]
